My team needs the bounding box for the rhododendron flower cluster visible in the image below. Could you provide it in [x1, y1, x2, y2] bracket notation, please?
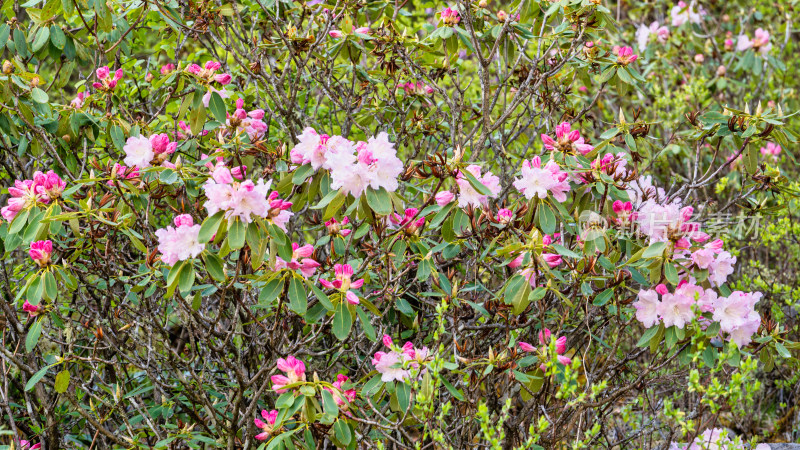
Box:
[271, 356, 306, 392]
[185, 61, 233, 105]
[22, 300, 40, 317]
[253, 409, 278, 441]
[760, 142, 782, 157]
[1, 171, 65, 221]
[324, 374, 357, 411]
[737, 28, 772, 55]
[518, 328, 572, 368]
[122, 134, 177, 169]
[513, 156, 570, 202]
[399, 81, 433, 95]
[455, 165, 501, 208]
[275, 243, 320, 277]
[372, 335, 430, 382]
[227, 98, 267, 141]
[541, 122, 594, 155]
[670, 1, 704, 27]
[636, 203, 706, 244]
[155, 214, 204, 266]
[388, 208, 426, 235]
[634, 280, 762, 347]
[614, 46, 638, 65]
[290, 129, 403, 198]
[319, 263, 364, 305]
[92, 66, 123, 91]
[201, 157, 283, 225]
[636, 21, 669, 51]
[29, 240, 53, 267]
[440, 7, 460, 26]
[70, 91, 87, 108]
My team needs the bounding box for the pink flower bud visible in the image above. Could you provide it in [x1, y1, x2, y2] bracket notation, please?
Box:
[174, 214, 194, 227]
[354, 27, 370, 34]
[205, 61, 222, 71]
[214, 73, 232, 85]
[655, 284, 669, 295]
[22, 300, 40, 317]
[29, 240, 53, 267]
[186, 64, 202, 74]
[538, 328, 552, 345]
[435, 191, 455, 206]
[518, 342, 536, 352]
[382, 334, 393, 347]
[329, 30, 343, 38]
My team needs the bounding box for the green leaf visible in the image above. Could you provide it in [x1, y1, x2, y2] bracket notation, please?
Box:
[25, 365, 49, 391]
[333, 420, 352, 445]
[365, 187, 393, 216]
[49, 25, 65, 49]
[642, 242, 667, 259]
[178, 263, 195, 293]
[31, 26, 50, 52]
[166, 260, 185, 287]
[54, 369, 70, 393]
[538, 203, 556, 235]
[592, 288, 614, 306]
[636, 325, 660, 348]
[9, 207, 31, 235]
[198, 211, 225, 243]
[504, 274, 532, 315]
[287, 277, 307, 315]
[203, 253, 226, 282]
[461, 169, 492, 196]
[321, 389, 339, 417]
[664, 263, 679, 285]
[292, 164, 314, 185]
[208, 92, 227, 123]
[227, 219, 246, 250]
[43, 271, 58, 301]
[395, 382, 411, 412]
[332, 301, 352, 340]
[26, 319, 43, 353]
[30, 87, 49, 103]
[159, 168, 179, 184]
[259, 277, 284, 305]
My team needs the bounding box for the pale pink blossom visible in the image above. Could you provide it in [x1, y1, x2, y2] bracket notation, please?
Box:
[155, 215, 204, 266]
[634, 290, 662, 329]
[737, 28, 771, 55]
[657, 290, 695, 329]
[456, 165, 501, 208]
[670, 1, 704, 27]
[123, 135, 155, 169]
[636, 21, 669, 51]
[435, 191, 455, 206]
[513, 156, 570, 202]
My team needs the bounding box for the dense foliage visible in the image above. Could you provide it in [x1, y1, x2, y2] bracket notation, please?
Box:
[0, 0, 799, 448]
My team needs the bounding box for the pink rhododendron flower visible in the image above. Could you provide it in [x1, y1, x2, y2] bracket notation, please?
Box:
[614, 46, 638, 65]
[324, 374, 357, 411]
[227, 98, 268, 141]
[518, 341, 536, 352]
[435, 191, 455, 206]
[513, 156, 571, 202]
[22, 300, 40, 317]
[541, 122, 594, 155]
[760, 142, 781, 157]
[737, 28, 771, 55]
[160, 63, 175, 75]
[155, 215, 204, 266]
[71, 91, 87, 108]
[19, 441, 41, 450]
[633, 289, 660, 328]
[707, 251, 736, 286]
[254, 409, 278, 440]
[440, 7, 460, 26]
[328, 30, 343, 38]
[389, 208, 426, 235]
[319, 263, 364, 305]
[670, 1, 704, 27]
[636, 21, 669, 51]
[496, 208, 514, 224]
[656, 289, 695, 329]
[123, 135, 155, 169]
[29, 240, 53, 267]
[275, 243, 320, 277]
[93, 66, 123, 90]
[202, 163, 275, 224]
[1, 177, 51, 222]
[108, 164, 140, 186]
[33, 170, 66, 199]
[456, 165, 501, 208]
[271, 356, 306, 392]
[372, 350, 410, 382]
[331, 133, 405, 198]
[290, 128, 355, 171]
